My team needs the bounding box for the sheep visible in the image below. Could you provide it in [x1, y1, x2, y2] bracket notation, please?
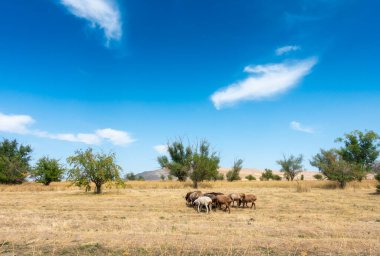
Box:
[185, 191, 200, 205]
[216, 195, 232, 213]
[193, 196, 213, 213]
[228, 193, 245, 207]
[188, 191, 203, 205]
[241, 194, 257, 209]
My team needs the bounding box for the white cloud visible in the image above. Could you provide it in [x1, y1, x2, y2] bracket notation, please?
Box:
[60, 0, 122, 42]
[290, 121, 314, 133]
[0, 113, 134, 146]
[275, 45, 300, 56]
[211, 57, 317, 109]
[0, 113, 34, 134]
[96, 128, 135, 146]
[153, 144, 168, 154]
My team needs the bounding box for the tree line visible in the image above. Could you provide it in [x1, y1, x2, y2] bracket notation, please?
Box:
[0, 129, 379, 193]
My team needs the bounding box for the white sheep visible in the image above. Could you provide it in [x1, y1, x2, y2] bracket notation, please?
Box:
[193, 196, 213, 213]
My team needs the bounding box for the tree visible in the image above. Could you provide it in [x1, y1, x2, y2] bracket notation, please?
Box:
[0, 139, 32, 184]
[137, 175, 145, 181]
[336, 130, 380, 181]
[157, 140, 192, 181]
[31, 157, 65, 185]
[246, 174, 256, 181]
[167, 174, 173, 181]
[260, 169, 274, 181]
[160, 174, 165, 181]
[310, 149, 356, 188]
[67, 148, 124, 194]
[189, 140, 220, 188]
[226, 159, 243, 182]
[126, 172, 137, 181]
[216, 173, 224, 180]
[276, 155, 303, 181]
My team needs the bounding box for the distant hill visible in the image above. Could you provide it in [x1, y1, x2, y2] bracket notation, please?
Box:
[137, 167, 321, 181]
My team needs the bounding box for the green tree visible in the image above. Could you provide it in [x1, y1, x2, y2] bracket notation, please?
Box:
[277, 155, 303, 181]
[310, 149, 356, 188]
[246, 174, 256, 181]
[67, 148, 124, 194]
[189, 140, 220, 188]
[336, 130, 380, 181]
[157, 140, 192, 181]
[260, 169, 274, 181]
[31, 157, 65, 185]
[0, 139, 32, 184]
[226, 159, 243, 182]
[126, 172, 137, 181]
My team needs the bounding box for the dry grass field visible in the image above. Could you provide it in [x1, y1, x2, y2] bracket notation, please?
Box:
[0, 181, 379, 256]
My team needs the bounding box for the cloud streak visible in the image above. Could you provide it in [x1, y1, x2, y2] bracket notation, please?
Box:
[275, 45, 300, 56]
[60, 0, 122, 43]
[0, 113, 134, 146]
[290, 121, 314, 133]
[210, 57, 317, 109]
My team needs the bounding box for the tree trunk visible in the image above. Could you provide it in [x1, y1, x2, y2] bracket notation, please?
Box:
[95, 183, 102, 194]
[193, 180, 198, 189]
[339, 180, 346, 189]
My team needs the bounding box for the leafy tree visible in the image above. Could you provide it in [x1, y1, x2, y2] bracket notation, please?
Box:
[0, 139, 32, 184]
[313, 174, 323, 180]
[31, 157, 65, 185]
[226, 159, 243, 182]
[67, 148, 124, 194]
[157, 140, 192, 181]
[310, 149, 356, 188]
[277, 155, 303, 181]
[336, 130, 380, 181]
[260, 169, 274, 181]
[126, 172, 137, 181]
[246, 174, 256, 181]
[160, 174, 165, 181]
[190, 140, 220, 188]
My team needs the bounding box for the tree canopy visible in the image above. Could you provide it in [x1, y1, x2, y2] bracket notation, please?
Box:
[276, 154, 303, 181]
[0, 138, 32, 184]
[226, 159, 243, 182]
[31, 156, 65, 185]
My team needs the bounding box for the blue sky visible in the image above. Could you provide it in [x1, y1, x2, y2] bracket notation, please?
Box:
[0, 0, 379, 173]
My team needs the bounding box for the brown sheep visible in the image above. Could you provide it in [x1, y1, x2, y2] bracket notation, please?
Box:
[188, 191, 203, 205]
[229, 193, 245, 207]
[241, 194, 257, 209]
[216, 195, 232, 213]
[203, 192, 223, 211]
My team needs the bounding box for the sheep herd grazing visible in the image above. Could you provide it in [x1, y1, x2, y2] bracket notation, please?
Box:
[185, 191, 257, 214]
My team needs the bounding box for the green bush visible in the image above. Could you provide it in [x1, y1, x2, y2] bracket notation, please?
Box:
[245, 174, 256, 181]
[313, 174, 323, 180]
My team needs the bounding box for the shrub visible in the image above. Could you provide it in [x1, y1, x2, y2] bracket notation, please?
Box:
[300, 174, 304, 180]
[261, 169, 274, 181]
[272, 174, 282, 181]
[246, 174, 256, 181]
[375, 173, 380, 193]
[313, 174, 323, 180]
[167, 175, 173, 181]
[160, 174, 165, 181]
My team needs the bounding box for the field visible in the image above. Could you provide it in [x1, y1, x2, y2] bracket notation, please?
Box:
[0, 181, 379, 256]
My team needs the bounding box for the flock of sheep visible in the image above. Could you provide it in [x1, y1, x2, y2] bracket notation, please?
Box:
[185, 191, 257, 214]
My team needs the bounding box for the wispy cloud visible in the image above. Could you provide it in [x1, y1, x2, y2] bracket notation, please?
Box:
[153, 144, 168, 154]
[0, 113, 35, 134]
[275, 45, 300, 56]
[211, 57, 317, 109]
[0, 113, 134, 146]
[60, 0, 122, 43]
[290, 121, 314, 133]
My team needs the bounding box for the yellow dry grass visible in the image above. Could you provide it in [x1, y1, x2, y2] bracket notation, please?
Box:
[0, 181, 379, 255]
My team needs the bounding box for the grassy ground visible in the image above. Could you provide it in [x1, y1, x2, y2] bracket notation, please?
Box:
[0, 181, 379, 255]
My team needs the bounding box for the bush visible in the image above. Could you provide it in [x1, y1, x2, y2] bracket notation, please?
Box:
[160, 174, 165, 181]
[300, 174, 304, 180]
[272, 174, 282, 181]
[168, 175, 173, 181]
[245, 174, 256, 181]
[375, 173, 380, 193]
[226, 159, 243, 182]
[313, 174, 323, 180]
